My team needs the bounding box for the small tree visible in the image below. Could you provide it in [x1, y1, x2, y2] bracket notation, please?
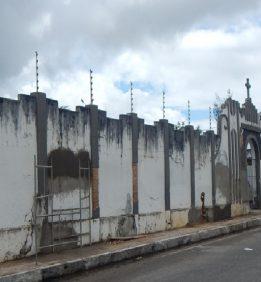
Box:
[175, 121, 186, 130]
[175, 121, 181, 130]
[213, 96, 222, 121]
[213, 90, 232, 121]
[196, 125, 202, 134]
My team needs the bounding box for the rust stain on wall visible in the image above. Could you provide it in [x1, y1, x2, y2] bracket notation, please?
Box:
[132, 163, 138, 212]
[92, 168, 99, 215]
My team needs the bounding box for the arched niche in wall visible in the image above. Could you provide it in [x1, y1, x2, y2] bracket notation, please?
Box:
[47, 148, 90, 193]
[245, 138, 260, 209]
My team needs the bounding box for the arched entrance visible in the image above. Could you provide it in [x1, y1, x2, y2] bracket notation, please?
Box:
[246, 139, 259, 209]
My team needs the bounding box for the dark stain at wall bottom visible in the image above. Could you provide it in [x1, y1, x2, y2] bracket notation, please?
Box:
[116, 215, 137, 237]
[40, 221, 78, 253]
[188, 207, 202, 224]
[188, 204, 231, 224]
[213, 204, 231, 221]
[19, 227, 33, 257]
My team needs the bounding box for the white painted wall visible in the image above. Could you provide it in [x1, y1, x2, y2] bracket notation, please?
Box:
[169, 132, 191, 210]
[46, 103, 92, 246]
[0, 226, 33, 262]
[195, 134, 212, 207]
[215, 116, 230, 205]
[99, 118, 132, 217]
[1, 94, 259, 263]
[47, 103, 91, 153]
[137, 211, 170, 234]
[138, 125, 165, 214]
[0, 96, 37, 261]
[0, 97, 36, 228]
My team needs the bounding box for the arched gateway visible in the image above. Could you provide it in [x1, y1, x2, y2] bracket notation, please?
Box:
[215, 78, 261, 218]
[239, 79, 261, 210]
[240, 78, 261, 210]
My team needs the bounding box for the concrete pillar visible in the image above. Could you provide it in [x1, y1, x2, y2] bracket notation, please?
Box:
[185, 125, 195, 208]
[130, 113, 139, 214]
[227, 101, 232, 204]
[86, 104, 100, 218]
[30, 92, 47, 195]
[159, 119, 170, 211]
[207, 130, 216, 207]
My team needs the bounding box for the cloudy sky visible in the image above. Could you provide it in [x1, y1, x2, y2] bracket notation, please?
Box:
[1, 0, 261, 130]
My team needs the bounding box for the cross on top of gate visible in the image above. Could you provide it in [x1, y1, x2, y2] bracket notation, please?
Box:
[245, 78, 251, 99]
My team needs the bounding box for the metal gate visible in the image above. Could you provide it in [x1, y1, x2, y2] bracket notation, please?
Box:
[33, 155, 91, 264]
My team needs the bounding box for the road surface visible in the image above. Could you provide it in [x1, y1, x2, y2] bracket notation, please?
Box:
[54, 227, 261, 282]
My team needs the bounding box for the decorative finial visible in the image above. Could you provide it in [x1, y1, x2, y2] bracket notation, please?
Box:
[227, 89, 231, 97]
[245, 78, 251, 99]
[90, 69, 93, 104]
[35, 51, 39, 93]
[130, 81, 133, 113]
[162, 91, 166, 119]
[188, 100, 191, 125]
[209, 106, 212, 130]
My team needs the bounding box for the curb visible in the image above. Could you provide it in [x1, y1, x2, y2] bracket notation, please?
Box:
[1, 217, 261, 281]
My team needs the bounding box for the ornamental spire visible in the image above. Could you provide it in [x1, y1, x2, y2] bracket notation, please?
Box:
[245, 78, 251, 100]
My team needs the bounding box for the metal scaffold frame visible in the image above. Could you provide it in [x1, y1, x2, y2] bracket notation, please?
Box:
[33, 155, 92, 265]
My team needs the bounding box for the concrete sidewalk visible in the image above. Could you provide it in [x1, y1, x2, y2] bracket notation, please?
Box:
[1, 213, 261, 281]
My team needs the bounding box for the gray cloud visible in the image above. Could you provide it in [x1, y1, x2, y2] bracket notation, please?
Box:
[1, 0, 261, 126]
[1, 0, 261, 81]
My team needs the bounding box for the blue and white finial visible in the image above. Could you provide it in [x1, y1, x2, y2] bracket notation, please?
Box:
[187, 100, 191, 125]
[130, 81, 133, 113]
[162, 91, 166, 119]
[90, 69, 94, 104]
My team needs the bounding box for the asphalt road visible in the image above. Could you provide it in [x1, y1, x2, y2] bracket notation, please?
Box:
[54, 227, 261, 282]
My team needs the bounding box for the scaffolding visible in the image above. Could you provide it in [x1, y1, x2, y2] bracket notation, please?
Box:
[33, 155, 91, 264]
